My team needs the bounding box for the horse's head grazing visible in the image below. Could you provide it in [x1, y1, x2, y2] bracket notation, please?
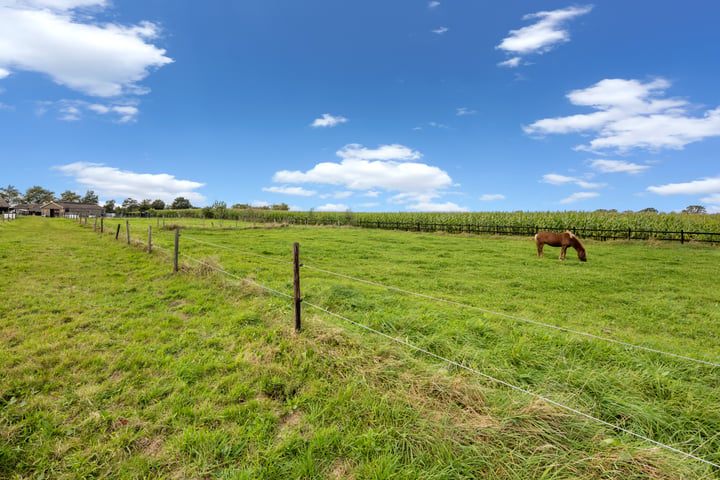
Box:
[569, 233, 587, 262]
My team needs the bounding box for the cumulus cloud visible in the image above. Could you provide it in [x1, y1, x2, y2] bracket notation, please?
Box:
[497, 5, 592, 66]
[480, 194, 505, 201]
[273, 143, 450, 193]
[0, 0, 172, 97]
[647, 176, 720, 196]
[55, 162, 206, 205]
[316, 203, 348, 212]
[311, 113, 348, 128]
[428, 1, 440, 8]
[541, 173, 603, 189]
[262, 186, 317, 196]
[589, 159, 649, 174]
[559, 192, 599, 204]
[432, 26, 448, 35]
[525, 78, 720, 153]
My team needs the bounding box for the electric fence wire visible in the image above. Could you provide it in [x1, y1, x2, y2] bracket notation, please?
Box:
[168, 248, 720, 471]
[175, 234, 720, 369]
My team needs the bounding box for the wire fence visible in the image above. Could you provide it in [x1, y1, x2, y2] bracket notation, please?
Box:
[73, 216, 720, 470]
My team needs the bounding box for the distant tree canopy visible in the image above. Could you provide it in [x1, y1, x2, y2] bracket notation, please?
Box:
[104, 200, 116, 213]
[171, 197, 193, 209]
[24, 186, 55, 204]
[151, 199, 166, 210]
[0, 185, 22, 204]
[638, 208, 659, 214]
[81, 190, 99, 204]
[683, 205, 707, 214]
[60, 190, 81, 202]
[122, 198, 139, 212]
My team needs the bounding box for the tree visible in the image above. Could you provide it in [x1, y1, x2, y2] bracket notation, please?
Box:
[104, 200, 116, 213]
[171, 197, 192, 209]
[232, 203, 250, 209]
[683, 205, 706, 214]
[151, 199, 166, 210]
[60, 190, 81, 202]
[271, 203, 289, 211]
[638, 207, 658, 214]
[139, 199, 153, 212]
[0, 185, 22, 204]
[122, 198, 139, 212]
[213, 200, 228, 219]
[81, 190, 99, 204]
[24, 186, 55, 204]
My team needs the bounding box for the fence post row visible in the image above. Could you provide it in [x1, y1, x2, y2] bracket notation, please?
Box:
[174, 228, 180, 273]
[293, 242, 301, 332]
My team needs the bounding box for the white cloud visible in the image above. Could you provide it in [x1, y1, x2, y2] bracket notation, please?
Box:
[497, 5, 592, 65]
[589, 159, 649, 174]
[55, 162, 206, 205]
[647, 177, 720, 196]
[262, 186, 317, 196]
[525, 78, 720, 153]
[274, 144, 450, 193]
[497, 57, 521, 68]
[0, 67, 10, 79]
[408, 201, 468, 212]
[316, 203, 348, 212]
[0, 0, 172, 97]
[559, 192, 599, 204]
[480, 194, 505, 201]
[541, 173, 603, 189]
[428, 1, 440, 8]
[40, 99, 140, 122]
[337, 143, 422, 162]
[456, 107, 477, 116]
[432, 26, 448, 35]
[311, 113, 348, 128]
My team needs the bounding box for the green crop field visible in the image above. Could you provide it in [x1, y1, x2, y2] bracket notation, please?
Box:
[2, 217, 719, 479]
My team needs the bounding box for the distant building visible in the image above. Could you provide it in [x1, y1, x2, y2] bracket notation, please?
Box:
[12, 204, 43, 216]
[39, 201, 105, 218]
[0, 197, 9, 214]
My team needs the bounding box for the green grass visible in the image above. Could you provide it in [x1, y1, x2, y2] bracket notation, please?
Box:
[1, 217, 719, 479]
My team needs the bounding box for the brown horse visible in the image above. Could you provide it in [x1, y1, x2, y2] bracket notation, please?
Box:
[534, 231, 587, 261]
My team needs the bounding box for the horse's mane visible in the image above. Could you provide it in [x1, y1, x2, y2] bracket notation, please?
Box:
[566, 231, 586, 251]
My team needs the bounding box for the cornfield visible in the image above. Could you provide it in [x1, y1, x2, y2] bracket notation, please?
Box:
[158, 209, 720, 242]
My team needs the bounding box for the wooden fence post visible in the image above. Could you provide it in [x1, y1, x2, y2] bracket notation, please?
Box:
[293, 242, 301, 332]
[148, 226, 152, 253]
[126, 220, 131, 244]
[101, 217, 104, 233]
[174, 228, 180, 273]
[94, 217, 98, 232]
[681, 229, 685, 245]
[115, 224, 121, 240]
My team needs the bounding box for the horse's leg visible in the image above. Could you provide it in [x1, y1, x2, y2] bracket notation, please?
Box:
[559, 245, 567, 260]
[536, 242, 544, 258]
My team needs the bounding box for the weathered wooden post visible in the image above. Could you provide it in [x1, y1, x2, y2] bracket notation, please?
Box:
[94, 217, 98, 232]
[115, 224, 121, 240]
[173, 228, 180, 273]
[293, 242, 301, 332]
[126, 220, 130, 245]
[148, 226, 152, 253]
[681, 229, 685, 245]
[101, 217, 104, 233]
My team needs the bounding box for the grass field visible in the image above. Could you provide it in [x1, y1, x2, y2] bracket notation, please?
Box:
[2, 217, 719, 478]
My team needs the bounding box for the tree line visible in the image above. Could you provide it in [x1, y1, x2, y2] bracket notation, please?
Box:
[0, 185, 289, 215]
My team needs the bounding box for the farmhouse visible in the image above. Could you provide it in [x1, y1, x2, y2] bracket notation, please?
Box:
[12, 204, 43, 216]
[0, 197, 9, 214]
[39, 201, 105, 218]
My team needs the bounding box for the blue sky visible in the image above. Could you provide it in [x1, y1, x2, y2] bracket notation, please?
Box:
[2, 0, 720, 213]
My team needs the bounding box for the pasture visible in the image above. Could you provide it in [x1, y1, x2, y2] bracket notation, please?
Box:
[1, 217, 719, 478]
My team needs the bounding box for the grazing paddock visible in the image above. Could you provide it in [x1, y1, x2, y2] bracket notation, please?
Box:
[1, 217, 719, 478]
